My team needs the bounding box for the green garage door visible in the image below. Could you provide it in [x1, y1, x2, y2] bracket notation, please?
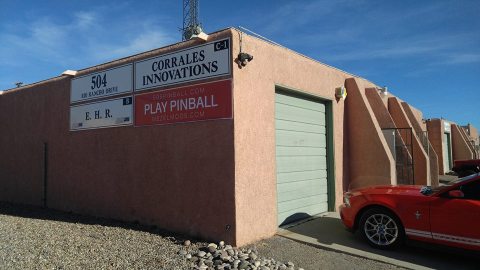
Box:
[275, 92, 328, 226]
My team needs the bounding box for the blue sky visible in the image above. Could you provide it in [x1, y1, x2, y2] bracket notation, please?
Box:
[1, 0, 479, 128]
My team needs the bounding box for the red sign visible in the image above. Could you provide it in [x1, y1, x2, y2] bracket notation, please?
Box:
[134, 80, 232, 126]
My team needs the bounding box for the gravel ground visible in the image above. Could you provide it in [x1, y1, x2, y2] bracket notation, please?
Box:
[0, 202, 195, 269]
[0, 202, 404, 270]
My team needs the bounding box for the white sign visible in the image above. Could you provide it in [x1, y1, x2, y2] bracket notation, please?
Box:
[71, 64, 133, 103]
[70, 96, 133, 131]
[444, 121, 451, 133]
[135, 38, 231, 91]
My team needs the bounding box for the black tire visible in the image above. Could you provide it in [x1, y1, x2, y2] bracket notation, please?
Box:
[359, 207, 405, 250]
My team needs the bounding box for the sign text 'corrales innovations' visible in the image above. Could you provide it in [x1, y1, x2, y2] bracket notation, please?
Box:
[135, 39, 230, 91]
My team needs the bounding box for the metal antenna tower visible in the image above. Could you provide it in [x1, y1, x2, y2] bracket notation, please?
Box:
[182, 0, 203, 41]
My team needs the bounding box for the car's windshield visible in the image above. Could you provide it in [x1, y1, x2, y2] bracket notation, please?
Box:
[420, 173, 479, 195]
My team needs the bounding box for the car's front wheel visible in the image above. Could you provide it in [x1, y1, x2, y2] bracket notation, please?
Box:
[359, 207, 404, 249]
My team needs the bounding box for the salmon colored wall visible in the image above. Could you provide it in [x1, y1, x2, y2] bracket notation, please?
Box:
[427, 119, 446, 174]
[378, 90, 392, 108]
[0, 31, 237, 244]
[365, 88, 396, 129]
[2, 27, 430, 247]
[402, 103, 424, 135]
[428, 145, 440, 186]
[344, 79, 396, 189]
[388, 97, 430, 185]
[365, 88, 416, 185]
[457, 125, 476, 156]
[465, 124, 479, 157]
[0, 82, 59, 206]
[401, 103, 439, 186]
[407, 104, 427, 132]
[465, 124, 479, 145]
[230, 29, 358, 246]
[452, 124, 474, 160]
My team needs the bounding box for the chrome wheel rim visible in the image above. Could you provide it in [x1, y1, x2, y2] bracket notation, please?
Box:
[364, 214, 398, 246]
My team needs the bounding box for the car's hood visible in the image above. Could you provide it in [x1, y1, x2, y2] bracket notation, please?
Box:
[350, 185, 423, 196]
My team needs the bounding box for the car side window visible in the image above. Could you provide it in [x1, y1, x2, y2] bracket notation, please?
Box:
[459, 181, 480, 200]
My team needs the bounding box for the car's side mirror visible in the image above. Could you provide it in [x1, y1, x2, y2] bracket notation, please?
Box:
[449, 190, 464, 198]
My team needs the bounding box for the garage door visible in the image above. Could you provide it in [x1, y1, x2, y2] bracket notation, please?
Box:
[275, 91, 328, 226]
[443, 132, 452, 173]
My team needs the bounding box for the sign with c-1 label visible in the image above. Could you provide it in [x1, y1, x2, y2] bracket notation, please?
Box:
[70, 96, 133, 131]
[134, 38, 231, 91]
[71, 64, 133, 103]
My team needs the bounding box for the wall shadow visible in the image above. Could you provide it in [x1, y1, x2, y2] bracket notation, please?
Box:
[279, 212, 312, 227]
[282, 216, 478, 270]
[0, 201, 199, 244]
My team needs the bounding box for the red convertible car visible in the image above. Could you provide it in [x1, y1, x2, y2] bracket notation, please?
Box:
[340, 173, 480, 251]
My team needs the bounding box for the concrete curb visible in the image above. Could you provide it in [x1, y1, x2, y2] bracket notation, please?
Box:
[276, 213, 436, 270]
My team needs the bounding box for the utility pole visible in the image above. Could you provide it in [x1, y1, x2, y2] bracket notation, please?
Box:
[182, 0, 203, 40]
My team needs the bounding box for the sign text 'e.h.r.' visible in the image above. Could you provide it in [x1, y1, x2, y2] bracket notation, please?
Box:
[70, 96, 133, 131]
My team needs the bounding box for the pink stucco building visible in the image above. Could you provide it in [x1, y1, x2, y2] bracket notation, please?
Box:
[0, 28, 475, 246]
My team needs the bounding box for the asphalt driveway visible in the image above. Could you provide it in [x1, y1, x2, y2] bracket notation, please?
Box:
[276, 212, 478, 270]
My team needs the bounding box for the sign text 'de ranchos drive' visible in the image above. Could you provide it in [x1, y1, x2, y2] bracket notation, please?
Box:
[134, 80, 232, 126]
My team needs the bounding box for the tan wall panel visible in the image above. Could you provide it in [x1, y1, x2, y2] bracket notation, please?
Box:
[365, 88, 396, 129]
[407, 104, 426, 132]
[1, 27, 438, 247]
[388, 97, 430, 185]
[427, 119, 444, 174]
[0, 31, 237, 244]
[344, 79, 396, 189]
[452, 124, 474, 161]
[231, 29, 356, 246]
[402, 102, 439, 186]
